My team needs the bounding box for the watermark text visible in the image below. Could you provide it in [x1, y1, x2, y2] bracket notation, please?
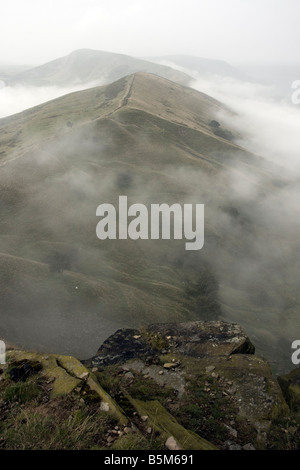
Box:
[291, 80, 300, 105]
[291, 340, 300, 365]
[0, 340, 6, 365]
[96, 196, 204, 251]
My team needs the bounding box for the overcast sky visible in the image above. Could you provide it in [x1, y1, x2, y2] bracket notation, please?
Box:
[0, 0, 299, 67]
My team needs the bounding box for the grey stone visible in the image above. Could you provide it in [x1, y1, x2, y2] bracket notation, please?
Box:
[243, 443, 256, 451]
[165, 436, 182, 451]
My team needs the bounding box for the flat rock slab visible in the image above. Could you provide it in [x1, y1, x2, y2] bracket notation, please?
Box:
[146, 321, 255, 357]
[87, 321, 255, 368]
[86, 328, 154, 368]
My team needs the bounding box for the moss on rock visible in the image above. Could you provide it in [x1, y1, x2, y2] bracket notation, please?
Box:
[126, 394, 218, 450]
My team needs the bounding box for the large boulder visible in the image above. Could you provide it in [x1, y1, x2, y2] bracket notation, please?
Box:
[87, 320, 289, 447]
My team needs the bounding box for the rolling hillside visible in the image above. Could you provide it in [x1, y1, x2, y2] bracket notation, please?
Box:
[0, 73, 297, 372]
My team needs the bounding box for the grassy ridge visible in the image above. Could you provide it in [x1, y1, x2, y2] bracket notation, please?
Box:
[0, 73, 297, 371]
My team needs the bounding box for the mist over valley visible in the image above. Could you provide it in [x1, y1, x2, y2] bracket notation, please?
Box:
[0, 55, 299, 374]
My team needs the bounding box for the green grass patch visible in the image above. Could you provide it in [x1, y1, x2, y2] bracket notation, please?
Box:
[3, 379, 42, 404]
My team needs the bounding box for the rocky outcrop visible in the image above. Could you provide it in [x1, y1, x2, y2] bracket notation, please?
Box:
[0, 321, 297, 450]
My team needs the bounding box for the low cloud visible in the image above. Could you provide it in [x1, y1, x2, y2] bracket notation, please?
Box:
[0, 80, 104, 118]
[190, 72, 300, 173]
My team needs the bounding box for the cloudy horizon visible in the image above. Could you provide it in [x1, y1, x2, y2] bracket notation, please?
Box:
[0, 0, 299, 68]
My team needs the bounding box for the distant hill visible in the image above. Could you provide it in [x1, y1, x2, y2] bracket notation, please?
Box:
[0, 63, 33, 83]
[7, 49, 191, 87]
[0, 72, 297, 373]
[148, 54, 252, 81]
